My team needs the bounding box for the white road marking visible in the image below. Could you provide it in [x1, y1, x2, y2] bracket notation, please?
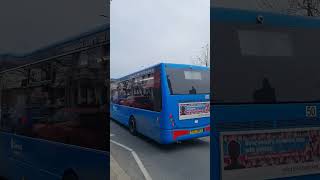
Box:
[110, 133, 115, 137]
[111, 139, 152, 180]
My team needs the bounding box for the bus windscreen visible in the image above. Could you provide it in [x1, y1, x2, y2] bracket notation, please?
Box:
[212, 24, 320, 104]
[166, 67, 210, 95]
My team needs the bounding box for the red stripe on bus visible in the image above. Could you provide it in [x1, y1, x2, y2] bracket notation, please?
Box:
[173, 130, 189, 140]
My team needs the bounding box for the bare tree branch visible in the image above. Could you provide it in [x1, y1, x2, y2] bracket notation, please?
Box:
[192, 43, 209, 67]
[259, 0, 320, 16]
[289, 0, 320, 16]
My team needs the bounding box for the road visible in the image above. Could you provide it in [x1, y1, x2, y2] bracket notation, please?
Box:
[110, 120, 210, 180]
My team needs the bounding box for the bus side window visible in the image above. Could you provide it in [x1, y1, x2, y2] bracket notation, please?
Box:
[112, 66, 162, 112]
[153, 68, 162, 112]
[167, 75, 173, 94]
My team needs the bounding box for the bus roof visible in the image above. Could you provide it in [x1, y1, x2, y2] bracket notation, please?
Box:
[0, 24, 108, 74]
[211, 7, 320, 28]
[0, 24, 109, 58]
[115, 63, 209, 82]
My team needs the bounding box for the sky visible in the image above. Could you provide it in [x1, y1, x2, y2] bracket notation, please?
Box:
[0, 0, 107, 55]
[110, 0, 210, 78]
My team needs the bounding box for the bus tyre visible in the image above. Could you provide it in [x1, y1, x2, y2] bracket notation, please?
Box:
[129, 117, 137, 136]
[62, 170, 78, 180]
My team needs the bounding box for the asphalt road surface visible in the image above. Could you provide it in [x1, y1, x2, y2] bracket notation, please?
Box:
[110, 119, 210, 180]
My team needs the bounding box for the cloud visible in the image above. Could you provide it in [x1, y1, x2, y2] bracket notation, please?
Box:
[111, 0, 209, 78]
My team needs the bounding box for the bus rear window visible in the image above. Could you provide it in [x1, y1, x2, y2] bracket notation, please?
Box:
[166, 67, 209, 95]
[212, 23, 320, 104]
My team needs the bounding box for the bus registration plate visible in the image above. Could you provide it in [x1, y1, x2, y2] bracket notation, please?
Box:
[190, 128, 203, 134]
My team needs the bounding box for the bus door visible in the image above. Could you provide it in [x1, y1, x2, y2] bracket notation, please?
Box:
[211, 7, 320, 180]
[163, 65, 210, 130]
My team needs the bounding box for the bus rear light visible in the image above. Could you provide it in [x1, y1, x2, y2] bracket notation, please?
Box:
[205, 126, 210, 132]
[169, 113, 175, 127]
[173, 130, 189, 140]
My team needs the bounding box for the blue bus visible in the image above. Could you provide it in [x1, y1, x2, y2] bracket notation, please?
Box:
[0, 27, 109, 180]
[211, 6, 320, 180]
[111, 63, 210, 144]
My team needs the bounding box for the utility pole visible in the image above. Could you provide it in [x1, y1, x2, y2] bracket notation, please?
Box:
[205, 44, 209, 67]
[192, 43, 210, 67]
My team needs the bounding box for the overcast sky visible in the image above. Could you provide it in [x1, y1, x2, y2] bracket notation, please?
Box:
[111, 0, 210, 78]
[0, 0, 107, 55]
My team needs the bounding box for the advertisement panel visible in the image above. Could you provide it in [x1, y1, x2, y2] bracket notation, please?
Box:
[220, 127, 320, 180]
[179, 102, 210, 120]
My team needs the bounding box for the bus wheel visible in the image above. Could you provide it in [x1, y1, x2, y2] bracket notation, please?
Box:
[62, 170, 78, 180]
[129, 117, 137, 136]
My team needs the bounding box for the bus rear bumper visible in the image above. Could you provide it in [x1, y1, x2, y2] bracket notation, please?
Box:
[159, 125, 210, 144]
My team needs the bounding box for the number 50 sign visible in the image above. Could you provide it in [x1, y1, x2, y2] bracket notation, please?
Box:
[306, 106, 317, 118]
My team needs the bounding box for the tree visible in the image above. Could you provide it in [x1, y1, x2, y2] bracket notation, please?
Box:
[257, 0, 320, 17]
[192, 43, 209, 67]
[287, 0, 320, 17]
[291, 0, 320, 16]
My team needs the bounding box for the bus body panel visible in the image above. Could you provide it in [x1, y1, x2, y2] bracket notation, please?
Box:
[1, 132, 108, 180]
[0, 133, 11, 179]
[214, 103, 320, 131]
[111, 104, 132, 126]
[8, 158, 59, 180]
[111, 104, 161, 141]
[133, 109, 161, 140]
[161, 94, 210, 129]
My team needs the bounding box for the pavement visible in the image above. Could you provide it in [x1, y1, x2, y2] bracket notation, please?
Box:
[111, 155, 131, 180]
[110, 120, 210, 180]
